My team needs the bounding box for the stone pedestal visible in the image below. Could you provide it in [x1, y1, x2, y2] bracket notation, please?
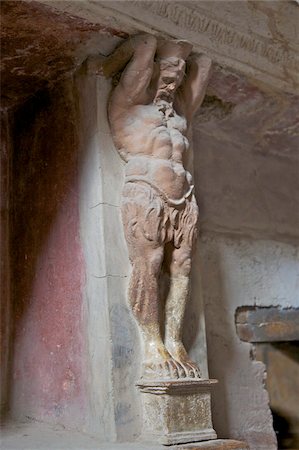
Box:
[137, 379, 218, 445]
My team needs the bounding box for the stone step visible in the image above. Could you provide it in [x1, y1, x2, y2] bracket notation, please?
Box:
[176, 439, 249, 450]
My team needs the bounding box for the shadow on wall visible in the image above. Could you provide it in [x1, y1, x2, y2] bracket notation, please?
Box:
[272, 409, 298, 449]
[4, 79, 87, 427]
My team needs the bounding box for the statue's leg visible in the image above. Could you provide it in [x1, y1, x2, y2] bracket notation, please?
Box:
[164, 198, 201, 378]
[128, 246, 185, 380]
[122, 182, 185, 380]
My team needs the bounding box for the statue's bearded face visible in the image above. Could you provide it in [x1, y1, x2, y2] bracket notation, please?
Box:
[159, 57, 186, 86]
[155, 57, 186, 103]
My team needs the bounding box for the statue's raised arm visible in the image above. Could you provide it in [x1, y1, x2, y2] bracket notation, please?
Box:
[108, 34, 157, 106]
[178, 54, 212, 124]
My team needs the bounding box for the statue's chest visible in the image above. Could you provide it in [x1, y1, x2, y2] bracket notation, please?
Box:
[130, 105, 187, 135]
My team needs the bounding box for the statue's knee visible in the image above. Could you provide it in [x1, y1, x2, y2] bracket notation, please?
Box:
[183, 256, 192, 274]
[180, 257, 191, 276]
[173, 251, 191, 276]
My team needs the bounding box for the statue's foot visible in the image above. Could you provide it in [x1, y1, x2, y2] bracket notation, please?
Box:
[141, 347, 186, 380]
[166, 340, 201, 378]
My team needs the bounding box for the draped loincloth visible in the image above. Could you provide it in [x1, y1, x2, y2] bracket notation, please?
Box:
[121, 178, 199, 250]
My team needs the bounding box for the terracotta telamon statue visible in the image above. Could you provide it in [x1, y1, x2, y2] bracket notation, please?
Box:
[108, 34, 212, 380]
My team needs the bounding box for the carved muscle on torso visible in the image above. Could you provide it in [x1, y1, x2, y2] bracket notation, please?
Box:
[109, 101, 193, 201]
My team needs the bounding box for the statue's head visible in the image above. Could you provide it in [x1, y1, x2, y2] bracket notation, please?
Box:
[155, 39, 192, 103]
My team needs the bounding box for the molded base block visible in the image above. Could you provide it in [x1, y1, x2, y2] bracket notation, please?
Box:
[137, 379, 218, 445]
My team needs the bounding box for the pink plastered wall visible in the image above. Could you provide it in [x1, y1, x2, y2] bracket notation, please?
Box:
[7, 79, 88, 428]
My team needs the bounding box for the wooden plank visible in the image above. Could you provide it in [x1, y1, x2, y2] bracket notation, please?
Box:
[235, 307, 299, 342]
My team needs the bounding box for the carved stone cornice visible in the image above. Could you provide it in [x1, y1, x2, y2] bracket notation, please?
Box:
[102, 0, 299, 94]
[39, 0, 299, 94]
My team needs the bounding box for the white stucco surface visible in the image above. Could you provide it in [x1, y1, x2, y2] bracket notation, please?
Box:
[78, 69, 117, 440]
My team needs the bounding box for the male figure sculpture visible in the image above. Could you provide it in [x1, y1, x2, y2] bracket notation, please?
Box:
[108, 35, 212, 380]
